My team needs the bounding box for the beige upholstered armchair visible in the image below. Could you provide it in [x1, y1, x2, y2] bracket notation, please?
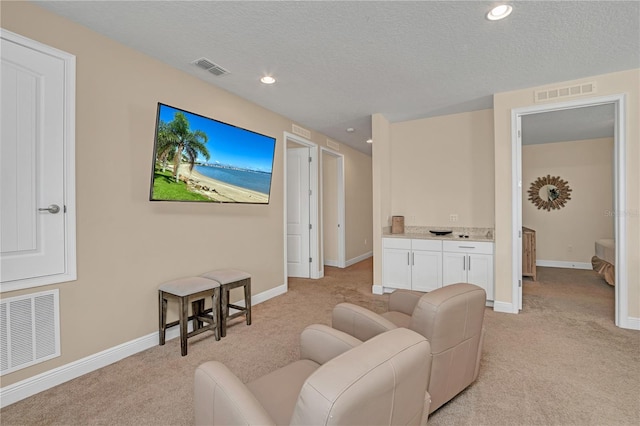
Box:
[332, 283, 486, 413]
[194, 324, 432, 425]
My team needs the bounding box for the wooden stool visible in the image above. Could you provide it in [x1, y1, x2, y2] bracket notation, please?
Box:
[158, 277, 221, 356]
[201, 269, 251, 337]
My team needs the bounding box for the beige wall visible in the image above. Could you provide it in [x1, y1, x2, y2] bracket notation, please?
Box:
[322, 152, 338, 264]
[389, 109, 495, 227]
[345, 149, 373, 261]
[0, 2, 372, 387]
[494, 69, 640, 318]
[372, 114, 392, 286]
[523, 138, 614, 263]
[372, 109, 495, 286]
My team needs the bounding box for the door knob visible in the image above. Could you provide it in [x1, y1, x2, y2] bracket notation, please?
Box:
[38, 204, 61, 214]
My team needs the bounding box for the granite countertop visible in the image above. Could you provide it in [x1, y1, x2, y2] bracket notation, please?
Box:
[383, 226, 494, 242]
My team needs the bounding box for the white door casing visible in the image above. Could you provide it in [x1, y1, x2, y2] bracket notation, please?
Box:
[510, 94, 630, 329]
[0, 29, 76, 291]
[515, 116, 523, 311]
[286, 147, 310, 278]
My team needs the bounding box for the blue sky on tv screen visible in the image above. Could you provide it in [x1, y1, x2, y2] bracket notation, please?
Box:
[158, 104, 275, 172]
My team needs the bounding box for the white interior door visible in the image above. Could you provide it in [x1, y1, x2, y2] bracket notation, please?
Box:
[1, 30, 76, 290]
[286, 147, 310, 278]
[321, 148, 345, 269]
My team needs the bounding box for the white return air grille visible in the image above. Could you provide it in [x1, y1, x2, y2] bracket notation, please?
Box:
[534, 82, 596, 102]
[292, 124, 311, 139]
[326, 139, 340, 151]
[1, 289, 60, 375]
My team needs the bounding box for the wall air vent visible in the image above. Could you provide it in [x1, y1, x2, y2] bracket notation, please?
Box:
[1, 289, 60, 375]
[192, 57, 230, 76]
[534, 82, 596, 103]
[326, 139, 340, 151]
[292, 124, 311, 139]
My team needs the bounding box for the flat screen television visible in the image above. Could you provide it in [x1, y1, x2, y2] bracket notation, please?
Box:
[150, 103, 276, 204]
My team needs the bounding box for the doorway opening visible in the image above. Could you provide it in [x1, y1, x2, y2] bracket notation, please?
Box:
[511, 94, 628, 328]
[285, 133, 318, 279]
[321, 147, 346, 270]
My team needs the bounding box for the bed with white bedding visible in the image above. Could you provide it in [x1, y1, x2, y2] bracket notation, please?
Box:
[592, 239, 615, 286]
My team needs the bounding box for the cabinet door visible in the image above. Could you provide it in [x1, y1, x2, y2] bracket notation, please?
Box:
[468, 253, 494, 300]
[442, 252, 467, 285]
[382, 248, 411, 289]
[411, 250, 442, 292]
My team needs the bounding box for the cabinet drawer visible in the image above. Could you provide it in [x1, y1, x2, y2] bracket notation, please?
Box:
[443, 240, 493, 255]
[383, 237, 411, 250]
[412, 239, 442, 251]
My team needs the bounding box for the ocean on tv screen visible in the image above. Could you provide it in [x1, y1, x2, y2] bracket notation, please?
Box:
[194, 164, 271, 195]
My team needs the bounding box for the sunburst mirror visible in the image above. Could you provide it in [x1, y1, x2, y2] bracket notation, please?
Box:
[528, 175, 572, 211]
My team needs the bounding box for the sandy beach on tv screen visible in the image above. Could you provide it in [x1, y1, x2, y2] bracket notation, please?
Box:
[177, 164, 268, 203]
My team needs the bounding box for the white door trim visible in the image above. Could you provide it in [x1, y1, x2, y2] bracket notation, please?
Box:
[510, 94, 631, 329]
[320, 146, 346, 269]
[0, 29, 76, 292]
[283, 132, 320, 279]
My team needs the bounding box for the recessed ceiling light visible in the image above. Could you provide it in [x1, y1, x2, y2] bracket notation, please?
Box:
[486, 4, 512, 21]
[366, 139, 373, 144]
[260, 76, 276, 84]
[346, 127, 355, 133]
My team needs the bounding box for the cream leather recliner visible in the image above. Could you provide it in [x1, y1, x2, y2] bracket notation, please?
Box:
[194, 324, 432, 425]
[332, 283, 486, 413]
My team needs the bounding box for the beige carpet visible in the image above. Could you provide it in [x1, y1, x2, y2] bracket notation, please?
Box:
[1, 259, 638, 425]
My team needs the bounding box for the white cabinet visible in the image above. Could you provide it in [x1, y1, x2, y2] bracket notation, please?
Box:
[411, 239, 443, 292]
[382, 238, 411, 290]
[442, 241, 494, 300]
[381, 237, 494, 301]
[382, 238, 442, 292]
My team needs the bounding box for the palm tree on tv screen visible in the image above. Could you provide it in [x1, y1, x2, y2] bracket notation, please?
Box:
[156, 112, 210, 180]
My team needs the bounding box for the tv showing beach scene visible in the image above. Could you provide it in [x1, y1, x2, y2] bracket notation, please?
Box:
[150, 103, 276, 204]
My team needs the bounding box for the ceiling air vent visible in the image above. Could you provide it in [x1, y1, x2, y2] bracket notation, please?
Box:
[192, 57, 229, 76]
[534, 82, 596, 103]
[292, 124, 311, 139]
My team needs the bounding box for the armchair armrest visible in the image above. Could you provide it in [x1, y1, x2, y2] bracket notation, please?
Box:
[332, 303, 397, 341]
[194, 361, 275, 426]
[300, 324, 363, 365]
[388, 289, 424, 316]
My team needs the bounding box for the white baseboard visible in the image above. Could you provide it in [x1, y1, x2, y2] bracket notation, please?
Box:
[346, 251, 373, 267]
[620, 316, 640, 331]
[371, 285, 398, 295]
[250, 282, 287, 305]
[324, 259, 339, 267]
[0, 283, 287, 408]
[536, 260, 591, 270]
[492, 295, 639, 330]
[493, 300, 518, 314]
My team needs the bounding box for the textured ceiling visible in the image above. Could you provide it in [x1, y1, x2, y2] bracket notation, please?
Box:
[521, 104, 615, 145]
[33, 1, 640, 155]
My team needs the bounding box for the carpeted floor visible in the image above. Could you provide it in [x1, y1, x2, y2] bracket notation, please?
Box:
[1, 259, 638, 425]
